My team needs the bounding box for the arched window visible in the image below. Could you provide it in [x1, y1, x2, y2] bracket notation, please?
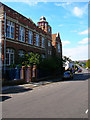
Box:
[6, 48, 14, 65]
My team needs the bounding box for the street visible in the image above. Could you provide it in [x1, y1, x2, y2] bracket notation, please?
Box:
[2, 69, 88, 118]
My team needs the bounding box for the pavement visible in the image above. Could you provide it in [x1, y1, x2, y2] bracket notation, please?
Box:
[2, 71, 88, 118]
[2, 77, 62, 94]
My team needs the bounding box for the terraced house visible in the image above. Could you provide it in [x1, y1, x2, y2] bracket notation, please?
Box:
[0, 2, 62, 69]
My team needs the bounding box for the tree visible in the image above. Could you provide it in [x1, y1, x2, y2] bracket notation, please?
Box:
[18, 52, 41, 66]
[38, 56, 63, 72]
[86, 59, 90, 68]
[63, 56, 72, 62]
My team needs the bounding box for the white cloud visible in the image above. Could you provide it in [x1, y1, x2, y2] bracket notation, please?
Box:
[55, 2, 87, 18]
[62, 41, 70, 47]
[23, 0, 38, 6]
[73, 7, 84, 17]
[73, 4, 88, 17]
[55, 2, 71, 7]
[78, 38, 88, 44]
[79, 29, 88, 35]
[63, 45, 88, 61]
[1, 0, 38, 6]
[79, 28, 90, 35]
[58, 24, 63, 27]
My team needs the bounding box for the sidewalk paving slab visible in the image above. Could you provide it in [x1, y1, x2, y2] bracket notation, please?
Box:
[2, 77, 62, 94]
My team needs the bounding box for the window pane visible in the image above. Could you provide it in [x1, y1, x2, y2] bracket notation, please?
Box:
[19, 26, 25, 41]
[48, 41, 51, 46]
[11, 27, 14, 38]
[6, 21, 15, 39]
[11, 54, 14, 64]
[6, 48, 14, 65]
[6, 53, 9, 65]
[36, 34, 39, 46]
[6, 26, 10, 37]
[19, 27, 21, 40]
[42, 37, 45, 48]
[28, 31, 33, 44]
[19, 50, 25, 57]
[7, 20, 10, 25]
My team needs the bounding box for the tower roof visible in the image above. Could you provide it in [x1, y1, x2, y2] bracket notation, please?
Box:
[40, 16, 46, 22]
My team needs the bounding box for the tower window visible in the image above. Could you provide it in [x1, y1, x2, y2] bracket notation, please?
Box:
[48, 28, 50, 32]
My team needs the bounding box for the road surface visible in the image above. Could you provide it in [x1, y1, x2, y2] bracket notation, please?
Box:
[2, 69, 89, 118]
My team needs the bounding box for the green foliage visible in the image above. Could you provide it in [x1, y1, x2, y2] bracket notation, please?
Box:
[86, 59, 90, 68]
[38, 56, 63, 72]
[75, 61, 79, 64]
[63, 56, 72, 62]
[9, 64, 16, 68]
[18, 52, 41, 66]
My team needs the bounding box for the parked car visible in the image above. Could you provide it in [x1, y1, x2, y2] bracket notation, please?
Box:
[63, 71, 73, 79]
[78, 68, 82, 72]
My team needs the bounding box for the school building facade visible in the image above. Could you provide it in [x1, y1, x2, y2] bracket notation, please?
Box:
[0, 2, 62, 69]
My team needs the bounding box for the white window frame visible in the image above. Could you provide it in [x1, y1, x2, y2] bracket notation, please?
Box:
[41, 37, 45, 48]
[18, 50, 25, 57]
[6, 20, 15, 39]
[35, 34, 39, 46]
[28, 30, 33, 45]
[6, 48, 14, 66]
[19, 26, 25, 42]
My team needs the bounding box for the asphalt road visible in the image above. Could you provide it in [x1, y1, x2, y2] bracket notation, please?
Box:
[2, 69, 89, 118]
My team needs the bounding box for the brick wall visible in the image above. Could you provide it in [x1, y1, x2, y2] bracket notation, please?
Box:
[0, 2, 62, 67]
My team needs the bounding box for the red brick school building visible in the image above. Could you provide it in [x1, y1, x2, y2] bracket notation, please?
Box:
[0, 2, 62, 82]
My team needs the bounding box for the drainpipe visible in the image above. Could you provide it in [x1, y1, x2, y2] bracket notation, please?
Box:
[0, 19, 2, 66]
[0, 19, 2, 80]
[4, 12, 6, 74]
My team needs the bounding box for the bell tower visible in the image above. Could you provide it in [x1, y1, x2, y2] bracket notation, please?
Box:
[37, 16, 51, 34]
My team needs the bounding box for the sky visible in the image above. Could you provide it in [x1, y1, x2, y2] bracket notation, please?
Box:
[1, 0, 89, 61]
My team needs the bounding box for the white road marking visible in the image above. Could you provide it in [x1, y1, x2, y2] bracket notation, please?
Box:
[85, 109, 88, 114]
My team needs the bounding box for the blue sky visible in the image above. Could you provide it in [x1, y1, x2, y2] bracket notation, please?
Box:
[2, 1, 89, 60]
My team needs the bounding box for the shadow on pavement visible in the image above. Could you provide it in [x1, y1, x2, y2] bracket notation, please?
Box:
[2, 87, 33, 94]
[63, 72, 90, 82]
[0, 96, 12, 102]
